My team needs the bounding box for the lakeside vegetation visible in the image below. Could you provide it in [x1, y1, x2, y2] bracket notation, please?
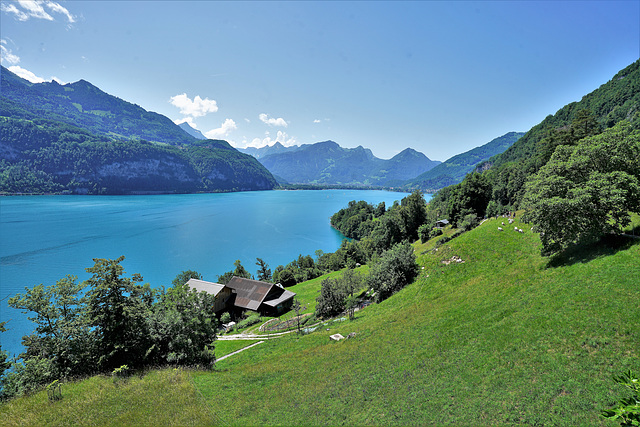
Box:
[1, 214, 638, 425]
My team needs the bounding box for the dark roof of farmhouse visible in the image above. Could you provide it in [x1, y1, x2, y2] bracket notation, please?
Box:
[226, 277, 295, 311]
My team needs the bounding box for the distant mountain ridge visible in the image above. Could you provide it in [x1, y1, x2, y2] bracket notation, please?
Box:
[238, 142, 300, 159]
[406, 131, 524, 191]
[255, 140, 441, 186]
[178, 122, 207, 140]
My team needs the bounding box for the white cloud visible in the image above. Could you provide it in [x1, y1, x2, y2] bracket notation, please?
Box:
[246, 130, 297, 148]
[1, 3, 29, 21]
[204, 119, 237, 139]
[44, 0, 75, 23]
[8, 65, 46, 83]
[17, 0, 54, 20]
[2, 1, 76, 23]
[1, 40, 21, 65]
[51, 76, 66, 84]
[313, 119, 321, 123]
[259, 113, 288, 127]
[169, 93, 218, 118]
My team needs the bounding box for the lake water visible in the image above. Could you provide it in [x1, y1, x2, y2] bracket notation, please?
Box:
[0, 190, 418, 358]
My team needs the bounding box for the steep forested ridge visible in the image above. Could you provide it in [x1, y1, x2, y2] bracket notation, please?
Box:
[0, 68, 278, 194]
[1, 67, 195, 145]
[482, 60, 640, 206]
[426, 59, 640, 237]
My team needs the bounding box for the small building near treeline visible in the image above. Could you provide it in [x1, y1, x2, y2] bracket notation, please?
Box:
[185, 276, 296, 316]
[435, 219, 450, 228]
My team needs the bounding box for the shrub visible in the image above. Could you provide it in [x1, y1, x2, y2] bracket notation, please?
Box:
[602, 370, 640, 426]
[237, 313, 261, 330]
[112, 364, 131, 384]
[367, 242, 419, 302]
[459, 213, 479, 231]
[418, 224, 431, 243]
[429, 228, 443, 239]
[220, 312, 231, 324]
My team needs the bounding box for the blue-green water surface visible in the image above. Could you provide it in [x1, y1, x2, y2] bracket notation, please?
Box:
[1, 190, 416, 357]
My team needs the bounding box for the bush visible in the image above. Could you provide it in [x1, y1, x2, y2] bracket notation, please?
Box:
[220, 312, 231, 324]
[418, 224, 431, 243]
[602, 370, 640, 426]
[459, 213, 479, 231]
[237, 313, 261, 329]
[367, 242, 419, 302]
[429, 228, 443, 239]
[0, 356, 57, 399]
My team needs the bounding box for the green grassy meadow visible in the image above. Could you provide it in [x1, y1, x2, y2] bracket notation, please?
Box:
[2, 217, 639, 425]
[0, 369, 217, 426]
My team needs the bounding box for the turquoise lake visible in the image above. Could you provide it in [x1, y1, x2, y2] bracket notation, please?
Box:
[0, 190, 419, 358]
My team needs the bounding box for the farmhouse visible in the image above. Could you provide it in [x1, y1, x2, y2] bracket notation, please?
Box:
[226, 277, 296, 316]
[185, 277, 296, 316]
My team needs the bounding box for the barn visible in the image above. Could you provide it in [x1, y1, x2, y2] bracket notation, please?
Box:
[185, 277, 296, 316]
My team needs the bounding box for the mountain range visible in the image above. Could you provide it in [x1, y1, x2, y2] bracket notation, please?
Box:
[1, 64, 525, 194]
[251, 141, 441, 186]
[240, 133, 522, 190]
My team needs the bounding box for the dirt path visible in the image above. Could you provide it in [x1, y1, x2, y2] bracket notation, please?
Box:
[216, 341, 265, 362]
[218, 322, 324, 341]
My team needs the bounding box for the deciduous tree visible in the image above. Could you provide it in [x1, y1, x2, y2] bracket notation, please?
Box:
[85, 256, 154, 371]
[523, 119, 640, 255]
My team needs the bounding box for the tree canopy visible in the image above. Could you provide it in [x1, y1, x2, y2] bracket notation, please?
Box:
[2, 257, 218, 400]
[522, 118, 640, 255]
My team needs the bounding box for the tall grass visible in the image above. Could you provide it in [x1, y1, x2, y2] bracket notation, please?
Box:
[0, 368, 217, 426]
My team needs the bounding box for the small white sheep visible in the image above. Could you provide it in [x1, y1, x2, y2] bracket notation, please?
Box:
[498, 227, 503, 231]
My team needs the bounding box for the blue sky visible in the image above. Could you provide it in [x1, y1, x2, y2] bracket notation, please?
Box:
[1, 1, 639, 161]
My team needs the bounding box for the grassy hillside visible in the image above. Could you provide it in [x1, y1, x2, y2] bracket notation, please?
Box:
[2, 218, 638, 425]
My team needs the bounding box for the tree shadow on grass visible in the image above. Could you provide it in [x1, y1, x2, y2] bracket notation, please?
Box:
[546, 233, 640, 269]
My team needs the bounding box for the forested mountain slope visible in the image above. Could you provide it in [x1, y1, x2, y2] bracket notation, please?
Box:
[426, 59, 640, 231]
[0, 113, 277, 194]
[406, 131, 524, 191]
[0, 69, 278, 194]
[482, 59, 640, 207]
[1, 66, 194, 145]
